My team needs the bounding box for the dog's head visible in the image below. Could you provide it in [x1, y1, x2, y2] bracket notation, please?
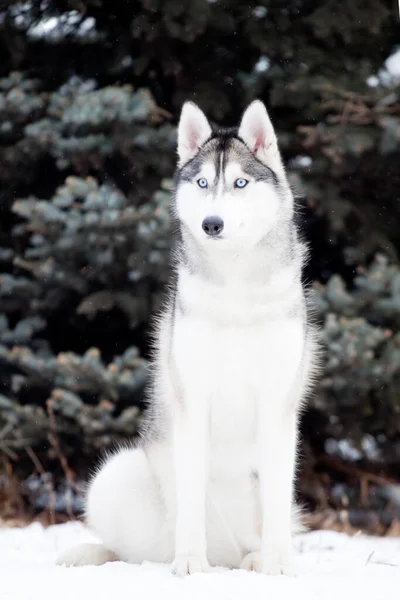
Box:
[174, 100, 292, 251]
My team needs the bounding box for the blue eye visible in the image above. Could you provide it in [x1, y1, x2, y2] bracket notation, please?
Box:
[235, 178, 248, 189]
[197, 178, 208, 188]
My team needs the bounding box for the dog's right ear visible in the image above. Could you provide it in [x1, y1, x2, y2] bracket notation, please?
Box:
[177, 102, 212, 167]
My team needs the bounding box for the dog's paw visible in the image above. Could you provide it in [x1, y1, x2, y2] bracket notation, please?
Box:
[240, 552, 262, 572]
[262, 555, 296, 577]
[170, 555, 211, 576]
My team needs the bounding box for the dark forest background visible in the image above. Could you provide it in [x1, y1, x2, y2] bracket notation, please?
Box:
[1, 0, 400, 534]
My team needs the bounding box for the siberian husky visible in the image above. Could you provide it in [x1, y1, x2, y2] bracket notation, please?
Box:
[57, 100, 319, 576]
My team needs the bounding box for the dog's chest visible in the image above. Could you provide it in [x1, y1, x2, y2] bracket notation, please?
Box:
[206, 329, 255, 440]
[173, 269, 300, 460]
[181, 312, 280, 454]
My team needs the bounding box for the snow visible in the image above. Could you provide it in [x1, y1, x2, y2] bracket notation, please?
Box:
[253, 6, 268, 19]
[385, 48, 400, 80]
[254, 56, 271, 74]
[366, 75, 380, 88]
[367, 47, 400, 87]
[289, 155, 313, 169]
[27, 11, 96, 40]
[1, 522, 400, 600]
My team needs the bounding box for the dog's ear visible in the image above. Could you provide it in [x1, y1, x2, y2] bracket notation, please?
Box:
[238, 100, 283, 174]
[177, 102, 212, 167]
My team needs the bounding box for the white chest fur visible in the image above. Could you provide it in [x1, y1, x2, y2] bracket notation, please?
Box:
[170, 263, 304, 480]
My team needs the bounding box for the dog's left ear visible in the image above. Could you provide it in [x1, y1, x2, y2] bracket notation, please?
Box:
[177, 102, 212, 167]
[238, 100, 283, 174]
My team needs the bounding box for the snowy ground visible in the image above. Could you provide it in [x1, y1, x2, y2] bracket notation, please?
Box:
[1, 521, 400, 600]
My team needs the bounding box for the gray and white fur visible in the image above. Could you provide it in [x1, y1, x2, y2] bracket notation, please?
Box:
[56, 100, 320, 576]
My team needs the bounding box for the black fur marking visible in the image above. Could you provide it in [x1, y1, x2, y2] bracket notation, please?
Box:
[176, 127, 279, 186]
[177, 153, 206, 184]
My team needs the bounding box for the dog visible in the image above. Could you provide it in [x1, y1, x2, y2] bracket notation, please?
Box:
[56, 100, 319, 576]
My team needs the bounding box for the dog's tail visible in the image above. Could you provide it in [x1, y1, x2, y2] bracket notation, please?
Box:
[56, 543, 118, 567]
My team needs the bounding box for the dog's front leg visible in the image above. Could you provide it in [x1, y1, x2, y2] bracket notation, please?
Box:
[258, 321, 304, 576]
[170, 386, 210, 575]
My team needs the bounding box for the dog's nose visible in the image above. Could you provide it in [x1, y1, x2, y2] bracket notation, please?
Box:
[202, 216, 224, 237]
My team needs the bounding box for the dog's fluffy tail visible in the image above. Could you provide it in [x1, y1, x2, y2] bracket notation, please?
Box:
[56, 543, 118, 567]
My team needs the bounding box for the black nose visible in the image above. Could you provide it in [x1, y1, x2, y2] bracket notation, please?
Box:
[202, 216, 224, 237]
